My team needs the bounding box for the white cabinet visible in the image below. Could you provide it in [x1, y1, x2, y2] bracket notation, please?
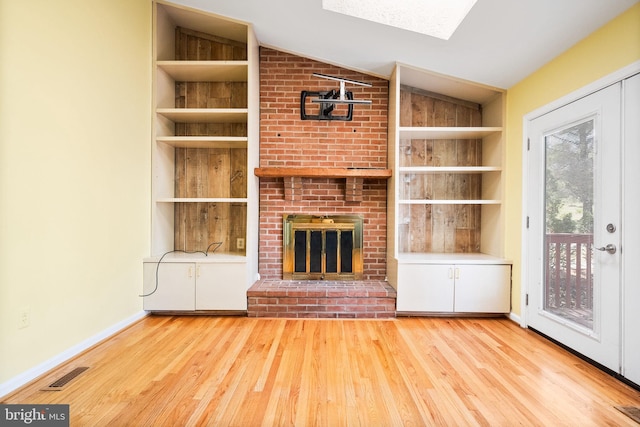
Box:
[453, 264, 510, 313]
[143, 254, 247, 312]
[143, 262, 195, 311]
[397, 264, 454, 312]
[396, 258, 511, 314]
[195, 263, 247, 310]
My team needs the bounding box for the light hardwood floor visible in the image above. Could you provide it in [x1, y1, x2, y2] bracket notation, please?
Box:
[3, 316, 640, 426]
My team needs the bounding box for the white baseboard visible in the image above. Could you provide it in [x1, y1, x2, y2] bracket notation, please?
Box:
[0, 310, 147, 399]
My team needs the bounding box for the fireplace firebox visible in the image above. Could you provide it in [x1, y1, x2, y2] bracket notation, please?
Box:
[283, 214, 363, 280]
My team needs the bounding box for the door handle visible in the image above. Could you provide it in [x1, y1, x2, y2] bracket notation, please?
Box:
[594, 243, 616, 254]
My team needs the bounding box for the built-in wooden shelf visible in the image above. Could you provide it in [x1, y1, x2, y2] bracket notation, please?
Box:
[156, 198, 248, 203]
[399, 166, 501, 173]
[156, 136, 248, 149]
[398, 199, 501, 205]
[156, 108, 248, 123]
[157, 60, 248, 82]
[398, 127, 502, 139]
[254, 167, 392, 202]
[254, 167, 392, 179]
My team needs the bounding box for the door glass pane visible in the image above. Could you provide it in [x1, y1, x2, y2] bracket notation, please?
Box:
[341, 230, 353, 273]
[544, 119, 594, 330]
[310, 231, 322, 273]
[325, 231, 338, 273]
[294, 230, 307, 273]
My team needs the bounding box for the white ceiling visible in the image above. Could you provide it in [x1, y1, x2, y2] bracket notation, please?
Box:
[169, 0, 638, 89]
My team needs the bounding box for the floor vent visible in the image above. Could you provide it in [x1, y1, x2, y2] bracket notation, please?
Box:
[41, 367, 89, 391]
[615, 406, 640, 424]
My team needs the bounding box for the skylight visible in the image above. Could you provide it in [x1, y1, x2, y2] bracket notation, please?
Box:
[322, 0, 478, 40]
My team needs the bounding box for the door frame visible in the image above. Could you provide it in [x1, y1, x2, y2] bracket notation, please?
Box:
[521, 60, 640, 329]
[621, 73, 640, 385]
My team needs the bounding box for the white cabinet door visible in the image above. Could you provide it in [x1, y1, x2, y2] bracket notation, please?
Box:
[397, 264, 454, 312]
[397, 262, 511, 313]
[143, 262, 195, 311]
[454, 265, 511, 313]
[195, 263, 247, 310]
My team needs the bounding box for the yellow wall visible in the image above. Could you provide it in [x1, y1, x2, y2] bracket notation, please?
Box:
[505, 3, 640, 316]
[0, 0, 151, 384]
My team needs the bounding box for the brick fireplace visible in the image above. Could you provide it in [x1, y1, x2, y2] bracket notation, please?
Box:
[256, 48, 390, 281]
[247, 48, 394, 318]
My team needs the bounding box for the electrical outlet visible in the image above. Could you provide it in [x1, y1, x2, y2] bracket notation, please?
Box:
[19, 306, 30, 329]
[237, 238, 245, 250]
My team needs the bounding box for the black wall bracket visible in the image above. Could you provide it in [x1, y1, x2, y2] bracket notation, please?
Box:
[300, 90, 354, 121]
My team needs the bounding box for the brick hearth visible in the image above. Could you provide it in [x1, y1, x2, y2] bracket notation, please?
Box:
[247, 280, 397, 318]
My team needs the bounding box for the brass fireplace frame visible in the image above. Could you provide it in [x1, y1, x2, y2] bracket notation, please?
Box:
[283, 214, 364, 280]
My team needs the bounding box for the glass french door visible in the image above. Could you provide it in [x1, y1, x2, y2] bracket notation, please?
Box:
[527, 83, 621, 371]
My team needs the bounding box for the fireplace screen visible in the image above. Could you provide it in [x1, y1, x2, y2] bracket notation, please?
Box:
[283, 215, 363, 280]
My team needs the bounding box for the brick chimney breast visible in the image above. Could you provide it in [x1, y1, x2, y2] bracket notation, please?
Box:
[258, 48, 389, 280]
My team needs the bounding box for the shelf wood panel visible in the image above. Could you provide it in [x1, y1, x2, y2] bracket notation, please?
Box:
[156, 136, 248, 149]
[156, 198, 248, 203]
[399, 166, 501, 173]
[399, 200, 501, 205]
[395, 88, 495, 254]
[399, 126, 502, 139]
[157, 108, 248, 123]
[157, 60, 248, 81]
[174, 202, 247, 254]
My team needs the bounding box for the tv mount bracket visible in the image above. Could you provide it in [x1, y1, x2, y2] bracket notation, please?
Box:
[300, 73, 372, 121]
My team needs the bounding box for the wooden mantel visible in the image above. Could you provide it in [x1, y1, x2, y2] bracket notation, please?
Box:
[254, 167, 392, 201]
[254, 167, 392, 179]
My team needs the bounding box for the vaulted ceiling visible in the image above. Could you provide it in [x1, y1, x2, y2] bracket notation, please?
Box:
[171, 0, 638, 89]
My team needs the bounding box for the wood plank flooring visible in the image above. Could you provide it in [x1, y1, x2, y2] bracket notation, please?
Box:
[3, 316, 640, 426]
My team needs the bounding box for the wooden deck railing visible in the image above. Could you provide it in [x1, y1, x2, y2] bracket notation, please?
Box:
[545, 233, 593, 310]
